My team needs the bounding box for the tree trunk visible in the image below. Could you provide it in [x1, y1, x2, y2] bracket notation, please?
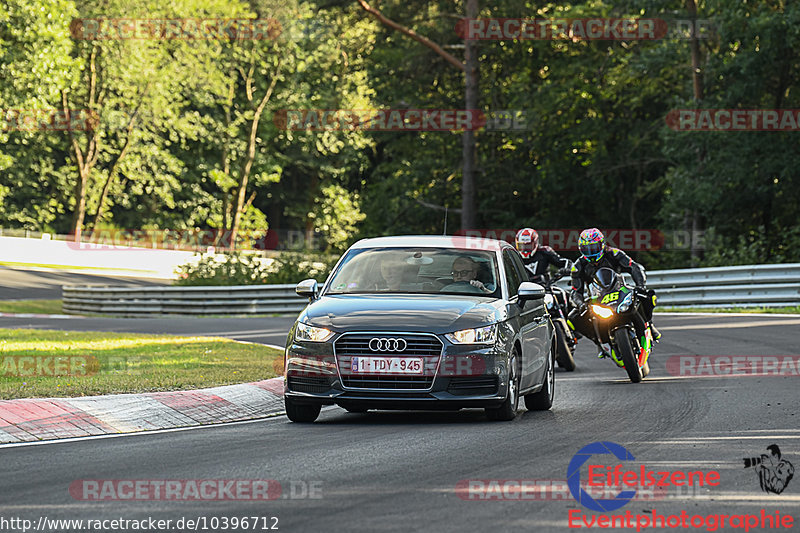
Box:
[686, 0, 704, 265]
[687, 0, 704, 103]
[71, 169, 89, 242]
[229, 63, 280, 248]
[90, 84, 149, 237]
[64, 46, 102, 242]
[89, 127, 134, 237]
[354, 0, 474, 229]
[461, 0, 479, 230]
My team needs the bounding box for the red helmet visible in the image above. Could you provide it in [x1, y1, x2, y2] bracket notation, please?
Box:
[515, 228, 539, 259]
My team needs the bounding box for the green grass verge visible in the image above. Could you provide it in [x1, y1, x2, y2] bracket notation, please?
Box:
[657, 306, 800, 314]
[0, 299, 63, 315]
[0, 260, 158, 274]
[0, 328, 283, 399]
[0, 300, 293, 318]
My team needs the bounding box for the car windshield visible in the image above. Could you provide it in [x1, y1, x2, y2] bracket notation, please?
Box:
[325, 247, 501, 297]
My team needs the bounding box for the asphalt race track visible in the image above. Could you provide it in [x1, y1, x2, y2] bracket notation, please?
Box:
[0, 313, 798, 532]
[0, 266, 169, 300]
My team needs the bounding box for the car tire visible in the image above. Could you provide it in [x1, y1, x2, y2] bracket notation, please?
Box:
[285, 397, 321, 423]
[554, 322, 576, 371]
[524, 337, 555, 411]
[486, 352, 520, 421]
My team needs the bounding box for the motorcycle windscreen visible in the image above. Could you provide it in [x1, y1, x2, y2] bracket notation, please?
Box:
[593, 267, 618, 289]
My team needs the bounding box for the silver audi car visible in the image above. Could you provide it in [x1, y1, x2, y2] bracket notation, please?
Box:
[282, 235, 556, 422]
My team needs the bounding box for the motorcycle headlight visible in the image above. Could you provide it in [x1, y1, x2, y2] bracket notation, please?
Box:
[617, 292, 634, 313]
[295, 322, 335, 342]
[591, 304, 614, 319]
[446, 325, 496, 344]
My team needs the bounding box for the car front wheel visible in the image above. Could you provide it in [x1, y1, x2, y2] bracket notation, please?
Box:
[285, 396, 321, 423]
[524, 336, 555, 411]
[486, 351, 520, 421]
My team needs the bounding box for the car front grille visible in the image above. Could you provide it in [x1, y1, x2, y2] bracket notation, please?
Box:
[446, 376, 499, 396]
[287, 376, 333, 394]
[335, 333, 443, 390]
[340, 376, 432, 390]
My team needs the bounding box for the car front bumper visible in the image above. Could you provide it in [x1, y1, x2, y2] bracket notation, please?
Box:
[283, 331, 513, 410]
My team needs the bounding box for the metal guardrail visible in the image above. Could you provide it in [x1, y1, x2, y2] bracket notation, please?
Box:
[646, 263, 800, 307]
[62, 284, 304, 316]
[553, 262, 800, 308]
[62, 263, 800, 316]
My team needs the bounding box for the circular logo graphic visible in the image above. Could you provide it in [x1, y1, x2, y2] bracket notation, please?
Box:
[368, 338, 408, 352]
[567, 441, 637, 512]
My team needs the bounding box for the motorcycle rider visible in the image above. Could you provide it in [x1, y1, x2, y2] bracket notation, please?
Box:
[515, 228, 571, 284]
[517, 227, 579, 369]
[568, 228, 661, 357]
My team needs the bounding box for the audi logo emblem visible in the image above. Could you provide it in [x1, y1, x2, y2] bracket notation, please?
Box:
[368, 337, 408, 352]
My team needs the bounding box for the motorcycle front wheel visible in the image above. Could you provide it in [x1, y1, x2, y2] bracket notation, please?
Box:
[614, 328, 643, 383]
[554, 321, 576, 371]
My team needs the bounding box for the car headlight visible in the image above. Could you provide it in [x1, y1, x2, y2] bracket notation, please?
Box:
[591, 304, 614, 319]
[445, 325, 496, 344]
[295, 322, 334, 342]
[617, 292, 634, 313]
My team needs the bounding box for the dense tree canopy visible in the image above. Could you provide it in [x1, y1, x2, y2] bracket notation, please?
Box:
[1, 0, 798, 267]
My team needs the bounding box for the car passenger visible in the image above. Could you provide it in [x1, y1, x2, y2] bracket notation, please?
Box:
[376, 255, 420, 291]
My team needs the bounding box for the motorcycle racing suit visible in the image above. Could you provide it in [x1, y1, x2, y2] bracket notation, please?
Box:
[522, 246, 570, 285]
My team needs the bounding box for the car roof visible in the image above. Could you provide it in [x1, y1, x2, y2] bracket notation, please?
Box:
[350, 235, 512, 252]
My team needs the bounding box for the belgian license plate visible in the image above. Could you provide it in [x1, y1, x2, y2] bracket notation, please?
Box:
[351, 357, 424, 374]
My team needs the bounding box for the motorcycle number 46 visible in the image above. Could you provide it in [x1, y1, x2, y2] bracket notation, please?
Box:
[601, 292, 620, 304]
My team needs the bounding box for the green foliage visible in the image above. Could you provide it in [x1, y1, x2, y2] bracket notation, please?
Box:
[311, 184, 367, 253]
[701, 226, 800, 266]
[1, 0, 799, 271]
[175, 251, 337, 286]
[175, 252, 272, 286]
[263, 252, 338, 284]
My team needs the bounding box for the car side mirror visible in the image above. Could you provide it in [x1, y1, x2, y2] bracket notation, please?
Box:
[518, 282, 546, 301]
[296, 279, 319, 300]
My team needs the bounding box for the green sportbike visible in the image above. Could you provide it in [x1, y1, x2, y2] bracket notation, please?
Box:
[586, 267, 655, 383]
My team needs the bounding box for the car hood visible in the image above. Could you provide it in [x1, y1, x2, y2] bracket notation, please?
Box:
[299, 294, 505, 333]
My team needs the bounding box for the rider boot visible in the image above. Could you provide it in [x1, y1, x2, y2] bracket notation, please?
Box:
[650, 323, 661, 342]
[596, 341, 612, 359]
